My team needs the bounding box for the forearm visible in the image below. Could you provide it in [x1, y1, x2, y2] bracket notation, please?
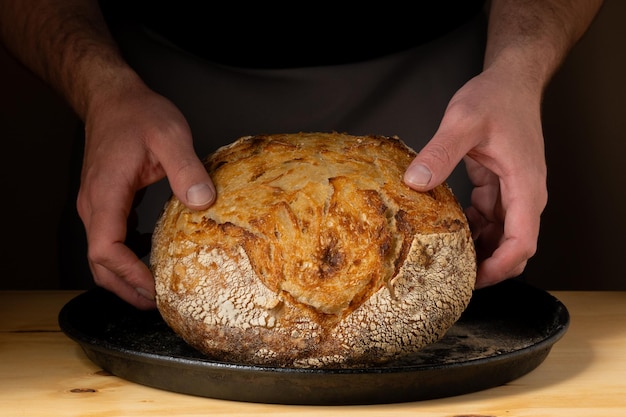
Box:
[0, 0, 140, 120]
[485, 0, 604, 91]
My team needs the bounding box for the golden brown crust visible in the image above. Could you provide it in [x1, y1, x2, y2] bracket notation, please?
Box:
[151, 132, 476, 368]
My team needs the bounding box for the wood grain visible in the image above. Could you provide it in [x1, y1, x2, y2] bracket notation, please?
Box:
[1, 290, 625, 416]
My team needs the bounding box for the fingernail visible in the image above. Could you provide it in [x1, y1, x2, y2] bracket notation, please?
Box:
[404, 163, 432, 187]
[136, 287, 155, 301]
[186, 183, 214, 206]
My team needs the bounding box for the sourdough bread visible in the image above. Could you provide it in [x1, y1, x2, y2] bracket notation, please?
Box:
[151, 132, 476, 368]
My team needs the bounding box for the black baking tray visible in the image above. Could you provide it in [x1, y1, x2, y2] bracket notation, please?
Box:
[58, 279, 569, 405]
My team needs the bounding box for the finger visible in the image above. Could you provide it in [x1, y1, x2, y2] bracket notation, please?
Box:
[78, 178, 157, 309]
[475, 239, 531, 288]
[90, 254, 157, 310]
[404, 122, 476, 192]
[87, 212, 157, 309]
[463, 158, 501, 240]
[474, 188, 543, 288]
[469, 181, 504, 224]
[464, 205, 487, 241]
[152, 139, 216, 210]
[87, 199, 157, 303]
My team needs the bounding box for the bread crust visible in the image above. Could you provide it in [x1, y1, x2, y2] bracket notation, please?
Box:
[151, 132, 476, 368]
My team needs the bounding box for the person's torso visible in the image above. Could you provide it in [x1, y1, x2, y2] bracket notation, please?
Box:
[100, 1, 486, 68]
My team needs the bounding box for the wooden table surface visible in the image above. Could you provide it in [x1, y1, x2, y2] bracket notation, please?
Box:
[1, 290, 625, 416]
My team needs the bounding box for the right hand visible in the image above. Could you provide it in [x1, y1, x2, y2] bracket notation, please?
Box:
[404, 65, 547, 290]
[77, 81, 215, 309]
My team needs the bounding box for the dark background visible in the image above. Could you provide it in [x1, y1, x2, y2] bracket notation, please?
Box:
[1, 1, 624, 291]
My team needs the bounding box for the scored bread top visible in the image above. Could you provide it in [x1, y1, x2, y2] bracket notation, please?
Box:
[151, 132, 476, 368]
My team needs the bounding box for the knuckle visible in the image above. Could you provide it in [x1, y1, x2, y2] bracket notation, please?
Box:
[174, 157, 198, 177]
[525, 242, 538, 259]
[424, 141, 455, 167]
[86, 243, 107, 266]
[75, 192, 88, 220]
[510, 261, 528, 279]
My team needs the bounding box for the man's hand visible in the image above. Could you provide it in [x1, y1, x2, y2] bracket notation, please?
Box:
[78, 82, 215, 309]
[404, 67, 546, 288]
[404, 0, 603, 289]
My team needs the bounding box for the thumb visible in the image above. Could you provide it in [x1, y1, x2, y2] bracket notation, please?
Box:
[403, 134, 465, 192]
[160, 149, 216, 210]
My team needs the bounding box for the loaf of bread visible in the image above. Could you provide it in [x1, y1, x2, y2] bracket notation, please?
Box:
[151, 132, 476, 368]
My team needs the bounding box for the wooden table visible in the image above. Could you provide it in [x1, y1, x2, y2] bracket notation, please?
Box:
[1, 290, 625, 416]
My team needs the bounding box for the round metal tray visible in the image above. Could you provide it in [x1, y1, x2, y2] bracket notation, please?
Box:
[58, 279, 569, 405]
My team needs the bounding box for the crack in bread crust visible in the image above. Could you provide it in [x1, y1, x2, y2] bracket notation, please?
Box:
[151, 132, 476, 368]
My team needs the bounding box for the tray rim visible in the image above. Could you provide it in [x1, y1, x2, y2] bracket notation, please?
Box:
[58, 279, 570, 404]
